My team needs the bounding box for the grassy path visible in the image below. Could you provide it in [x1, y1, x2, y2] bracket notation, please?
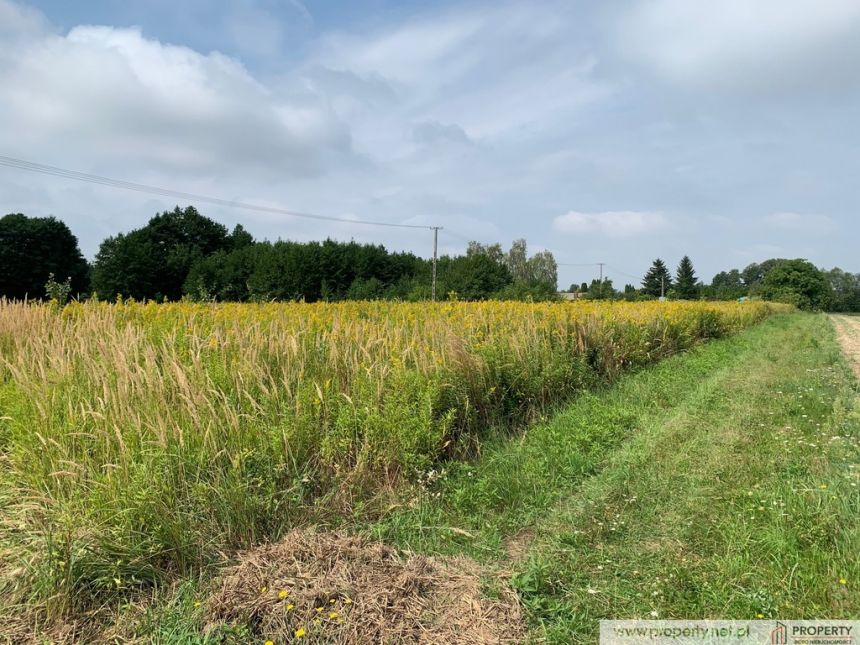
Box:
[372, 313, 860, 642]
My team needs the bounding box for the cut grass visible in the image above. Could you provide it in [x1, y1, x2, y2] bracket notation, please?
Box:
[369, 313, 860, 642]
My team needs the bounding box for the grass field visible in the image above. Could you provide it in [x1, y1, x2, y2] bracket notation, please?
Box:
[3, 302, 857, 643]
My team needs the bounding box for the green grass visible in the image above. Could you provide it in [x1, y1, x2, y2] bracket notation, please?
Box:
[366, 313, 860, 642]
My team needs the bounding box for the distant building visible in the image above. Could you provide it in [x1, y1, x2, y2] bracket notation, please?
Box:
[558, 291, 583, 301]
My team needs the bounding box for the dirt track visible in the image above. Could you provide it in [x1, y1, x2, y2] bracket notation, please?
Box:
[830, 314, 860, 378]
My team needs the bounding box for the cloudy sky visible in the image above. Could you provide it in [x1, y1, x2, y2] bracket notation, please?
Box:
[2, 0, 858, 288]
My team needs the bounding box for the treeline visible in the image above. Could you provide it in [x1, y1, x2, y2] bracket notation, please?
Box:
[3, 207, 858, 310]
[0, 207, 558, 303]
[568, 255, 859, 311]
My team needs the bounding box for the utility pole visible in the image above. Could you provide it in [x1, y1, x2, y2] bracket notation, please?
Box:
[431, 226, 441, 301]
[661, 275, 665, 299]
[598, 262, 605, 298]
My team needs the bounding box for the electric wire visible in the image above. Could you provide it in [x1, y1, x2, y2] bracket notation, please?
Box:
[0, 154, 435, 230]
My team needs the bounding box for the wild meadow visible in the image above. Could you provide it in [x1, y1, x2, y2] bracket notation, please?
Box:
[0, 299, 787, 633]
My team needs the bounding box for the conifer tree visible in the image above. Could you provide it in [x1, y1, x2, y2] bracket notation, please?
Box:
[675, 255, 699, 299]
[642, 258, 672, 297]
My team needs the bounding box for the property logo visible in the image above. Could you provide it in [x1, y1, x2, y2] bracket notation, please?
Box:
[771, 621, 787, 645]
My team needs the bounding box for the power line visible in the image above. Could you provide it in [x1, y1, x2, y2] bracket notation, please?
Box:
[605, 264, 642, 281]
[0, 154, 435, 231]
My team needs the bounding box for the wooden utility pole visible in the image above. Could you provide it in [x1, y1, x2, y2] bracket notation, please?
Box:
[431, 226, 441, 301]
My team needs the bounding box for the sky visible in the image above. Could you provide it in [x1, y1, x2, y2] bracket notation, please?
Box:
[1, 0, 858, 289]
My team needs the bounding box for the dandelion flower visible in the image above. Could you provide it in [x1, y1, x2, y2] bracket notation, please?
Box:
[329, 612, 338, 619]
[315, 606, 324, 613]
[757, 614, 764, 619]
[295, 628, 306, 638]
[193, 600, 201, 608]
[279, 590, 289, 599]
[839, 578, 847, 585]
[330, 598, 336, 604]
[265, 641, 274, 645]
[820, 484, 828, 489]
[261, 586, 268, 594]
[344, 598, 353, 605]
[287, 603, 295, 611]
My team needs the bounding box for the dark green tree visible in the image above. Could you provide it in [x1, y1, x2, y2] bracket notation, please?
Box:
[674, 255, 699, 299]
[641, 258, 672, 297]
[437, 253, 512, 300]
[0, 213, 89, 300]
[760, 259, 831, 310]
[91, 206, 231, 300]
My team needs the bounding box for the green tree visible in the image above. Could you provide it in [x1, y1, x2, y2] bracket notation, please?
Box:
[642, 258, 672, 298]
[827, 268, 860, 312]
[0, 213, 89, 300]
[91, 206, 231, 300]
[760, 259, 831, 310]
[437, 253, 512, 300]
[741, 259, 784, 290]
[710, 269, 746, 300]
[504, 239, 530, 283]
[674, 255, 699, 299]
[588, 277, 615, 300]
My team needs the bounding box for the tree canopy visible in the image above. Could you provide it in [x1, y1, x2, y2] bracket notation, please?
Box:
[91, 206, 236, 301]
[0, 213, 89, 300]
[759, 259, 832, 310]
[6, 206, 860, 310]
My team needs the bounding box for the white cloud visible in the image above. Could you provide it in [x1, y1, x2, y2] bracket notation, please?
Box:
[619, 0, 860, 94]
[553, 211, 668, 237]
[764, 212, 836, 234]
[0, 13, 353, 179]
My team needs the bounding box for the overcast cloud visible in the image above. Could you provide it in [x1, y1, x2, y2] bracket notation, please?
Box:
[1, 0, 857, 289]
